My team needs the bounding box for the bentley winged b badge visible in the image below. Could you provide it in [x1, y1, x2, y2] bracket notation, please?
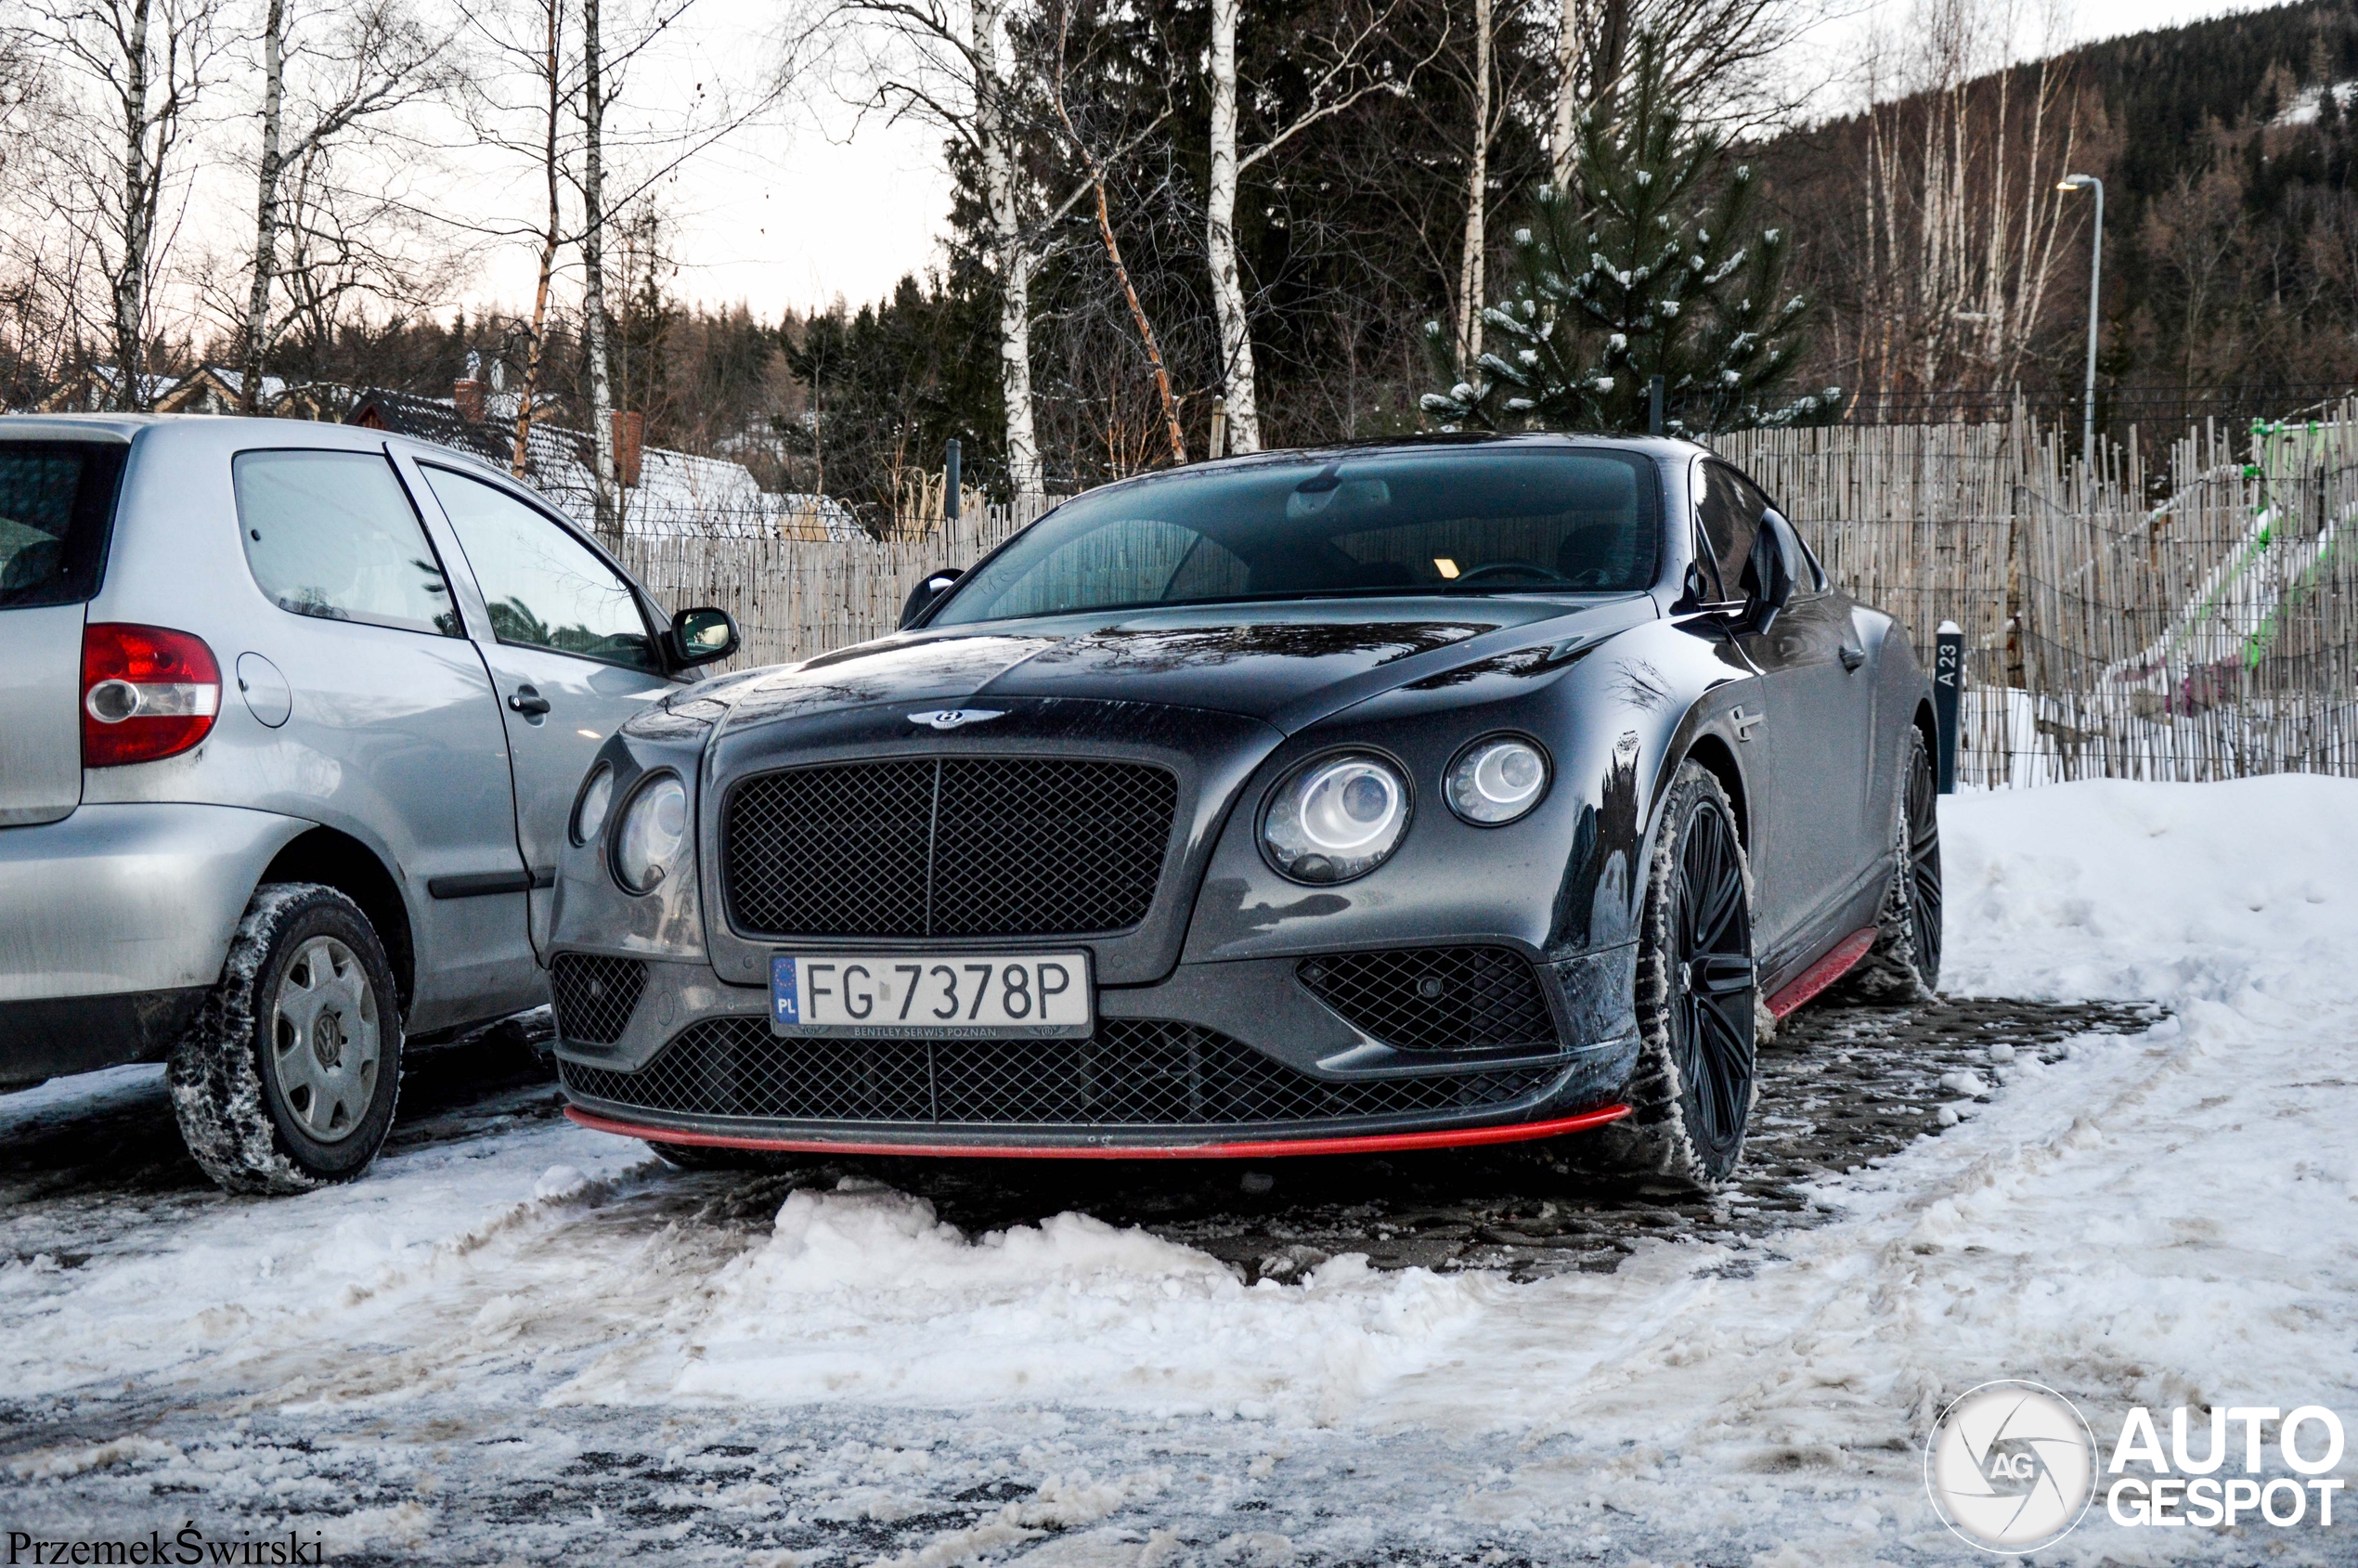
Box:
[908, 708, 1006, 731]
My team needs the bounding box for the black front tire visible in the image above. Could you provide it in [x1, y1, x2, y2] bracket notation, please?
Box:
[1846, 727, 1943, 1004]
[1586, 761, 1758, 1189]
[169, 883, 404, 1195]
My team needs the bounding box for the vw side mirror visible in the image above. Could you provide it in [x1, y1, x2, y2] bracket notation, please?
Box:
[668, 605, 741, 667]
[899, 566, 965, 629]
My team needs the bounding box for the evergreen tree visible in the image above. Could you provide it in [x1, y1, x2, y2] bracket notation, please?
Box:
[1421, 32, 1840, 436]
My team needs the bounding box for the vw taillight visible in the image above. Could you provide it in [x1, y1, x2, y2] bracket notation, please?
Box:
[82, 622, 221, 767]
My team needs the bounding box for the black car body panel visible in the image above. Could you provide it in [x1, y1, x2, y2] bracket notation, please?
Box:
[547, 435, 1934, 1152]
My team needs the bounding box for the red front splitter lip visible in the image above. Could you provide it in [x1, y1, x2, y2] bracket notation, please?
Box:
[563, 1103, 1631, 1160]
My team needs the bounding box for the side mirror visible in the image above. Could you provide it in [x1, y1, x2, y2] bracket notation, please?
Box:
[1742, 519, 1797, 635]
[667, 606, 740, 667]
[899, 566, 965, 629]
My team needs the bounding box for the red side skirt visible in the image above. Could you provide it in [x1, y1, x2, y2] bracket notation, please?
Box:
[1765, 927, 1878, 1019]
[563, 1103, 1632, 1160]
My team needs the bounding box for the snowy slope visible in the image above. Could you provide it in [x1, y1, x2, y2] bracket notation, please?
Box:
[2, 778, 2353, 1564]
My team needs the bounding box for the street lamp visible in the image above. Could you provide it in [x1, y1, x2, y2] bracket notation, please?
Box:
[2058, 174, 2104, 463]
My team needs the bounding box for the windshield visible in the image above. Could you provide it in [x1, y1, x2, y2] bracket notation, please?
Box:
[931, 447, 1663, 627]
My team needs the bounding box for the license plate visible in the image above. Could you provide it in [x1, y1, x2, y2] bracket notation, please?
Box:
[771, 952, 1094, 1038]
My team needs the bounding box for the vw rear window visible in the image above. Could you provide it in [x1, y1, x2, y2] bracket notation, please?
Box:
[0, 442, 127, 611]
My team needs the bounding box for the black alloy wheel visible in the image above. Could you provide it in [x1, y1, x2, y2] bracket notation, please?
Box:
[1584, 760, 1758, 1188]
[1903, 732, 1944, 985]
[1849, 727, 1944, 1004]
[1665, 783, 1756, 1165]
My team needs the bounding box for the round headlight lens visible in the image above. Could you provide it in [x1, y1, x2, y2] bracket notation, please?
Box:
[614, 775, 688, 892]
[1447, 737, 1550, 824]
[572, 766, 615, 846]
[1263, 754, 1409, 883]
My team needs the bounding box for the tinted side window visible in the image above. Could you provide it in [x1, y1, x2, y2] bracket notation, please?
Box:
[1782, 511, 1828, 590]
[421, 466, 658, 673]
[1695, 463, 1759, 600]
[234, 450, 460, 636]
[0, 442, 126, 610]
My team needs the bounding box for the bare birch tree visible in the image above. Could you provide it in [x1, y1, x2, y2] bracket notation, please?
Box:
[1550, 0, 1821, 188]
[1045, 0, 1184, 462]
[451, 0, 575, 464]
[15, 0, 227, 408]
[1204, 0, 1425, 453]
[828, 0, 1057, 495]
[1455, 0, 1492, 373]
[581, 0, 615, 538]
[240, 0, 451, 411]
[830, 0, 1154, 496]
[1853, 0, 2085, 395]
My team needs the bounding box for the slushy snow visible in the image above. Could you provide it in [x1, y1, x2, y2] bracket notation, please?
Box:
[3, 776, 2354, 1564]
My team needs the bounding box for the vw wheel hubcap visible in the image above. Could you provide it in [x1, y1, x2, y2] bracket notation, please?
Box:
[271, 935, 379, 1143]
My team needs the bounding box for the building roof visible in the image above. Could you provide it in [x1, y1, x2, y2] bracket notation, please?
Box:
[341, 386, 862, 541]
[32, 367, 864, 542]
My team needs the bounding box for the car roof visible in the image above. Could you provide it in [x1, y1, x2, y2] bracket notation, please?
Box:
[1052, 431, 1704, 512]
[0, 411, 534, 483]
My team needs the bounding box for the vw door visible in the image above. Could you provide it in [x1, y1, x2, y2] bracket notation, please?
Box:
[409, 460, 673, 953]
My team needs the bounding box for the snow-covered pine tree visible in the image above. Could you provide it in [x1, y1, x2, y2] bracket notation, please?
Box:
[1421, 32, 1842, 436]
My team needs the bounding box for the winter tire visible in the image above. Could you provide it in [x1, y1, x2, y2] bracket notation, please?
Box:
[169, 882, 404, 1195]
[1586, 759, 1757, 1190]
[1844, 727, 1943, 1004]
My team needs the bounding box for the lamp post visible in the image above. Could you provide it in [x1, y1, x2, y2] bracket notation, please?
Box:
[2058, 174, 2104, 463]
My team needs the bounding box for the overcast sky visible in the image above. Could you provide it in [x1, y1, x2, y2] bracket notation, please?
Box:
[455, 0, 2294, 324]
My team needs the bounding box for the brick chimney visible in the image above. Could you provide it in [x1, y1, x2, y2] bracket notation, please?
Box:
[452, 377, 486, 422]
[611, 410, 645, 488]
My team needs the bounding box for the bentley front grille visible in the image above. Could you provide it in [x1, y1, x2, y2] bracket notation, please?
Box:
[560, 1017, 1554, 1128]
[550, 953, 646, 1045]
[721, 757, 1179, 939]
[1297, 946, 1559, 1052]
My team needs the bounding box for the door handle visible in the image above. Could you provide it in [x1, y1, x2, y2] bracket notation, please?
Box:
[1839, 643, 1867, 672]
[507, 684, 551, 716]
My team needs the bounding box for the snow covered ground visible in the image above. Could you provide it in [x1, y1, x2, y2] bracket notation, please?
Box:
[3, 777, 2355, 1564]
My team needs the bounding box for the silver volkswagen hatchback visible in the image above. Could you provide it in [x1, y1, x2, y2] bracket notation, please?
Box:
[0, 414, 738, 1191]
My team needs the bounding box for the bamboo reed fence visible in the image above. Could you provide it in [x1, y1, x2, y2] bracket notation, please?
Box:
[1718, 404, 2358, 785]
[629, 410, 2358, 788]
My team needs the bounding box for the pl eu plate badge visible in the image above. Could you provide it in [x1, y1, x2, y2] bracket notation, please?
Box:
[771, 955, 798, 1026]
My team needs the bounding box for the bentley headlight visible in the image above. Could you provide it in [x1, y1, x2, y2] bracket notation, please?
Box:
[1263, 754, 1409, 883]
[614, 774, 689, 892]
[1446, 737, 1550, 824]
[572, 765, 615, 846]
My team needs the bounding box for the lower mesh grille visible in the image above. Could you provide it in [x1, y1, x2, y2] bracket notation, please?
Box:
[551, 954, 646, 1045]
[560, 1017, 1554, 1127]
[1297, 947, 1558, 1052]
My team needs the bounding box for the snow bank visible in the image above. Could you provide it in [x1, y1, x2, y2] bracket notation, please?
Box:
[1942, 773, 2358, 1015]
[0, 1114, 654, 1402]
[559, 1180, 1500, 1422]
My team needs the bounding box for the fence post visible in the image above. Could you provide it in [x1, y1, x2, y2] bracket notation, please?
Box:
[1648, 375, 1665, 436]
[944, 438, 962, 524]
[1934, 621, 1963, 794]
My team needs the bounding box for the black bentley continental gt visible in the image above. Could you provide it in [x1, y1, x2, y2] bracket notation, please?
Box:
[547, 435, 1942, 1187]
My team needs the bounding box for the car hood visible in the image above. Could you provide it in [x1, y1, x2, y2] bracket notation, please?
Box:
[716, 595, 1660, 736]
